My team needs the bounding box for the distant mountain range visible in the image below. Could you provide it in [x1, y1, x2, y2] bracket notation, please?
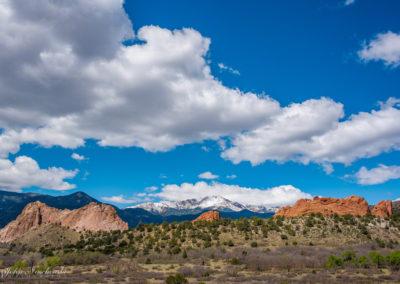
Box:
[131, 195, 279, 216]
[0, 190, 275, 228]
[3, 190, 398, 229]
[0, 190, 98, 228]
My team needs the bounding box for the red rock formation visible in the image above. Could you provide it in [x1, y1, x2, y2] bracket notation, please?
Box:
[371, 200, 392, 218]
[0, 201, 128, 242]
[275, 196, 371, 217]
[192, 211, 221, 223]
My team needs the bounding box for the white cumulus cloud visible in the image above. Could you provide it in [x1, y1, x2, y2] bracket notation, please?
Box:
[0, 156, 77, 192]
[350, 164, 400, 185]
[0, 0, 398, 179]
[222, 97, 400, 171]
[102, 194, 151, 204]
[145, 186, 159, 192]
[154, 181, 312, 207]
[0, 0, 279, 156]
[358, 31, 400, 68]
[198, 171, 219, 180]
[71, 153, 86, 161]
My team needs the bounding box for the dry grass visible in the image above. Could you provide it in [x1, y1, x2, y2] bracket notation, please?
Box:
[2, 215, 400, 282]
[13, 223, 81, 249]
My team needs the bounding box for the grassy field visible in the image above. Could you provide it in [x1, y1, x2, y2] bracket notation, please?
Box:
[1, 213, 400, 283]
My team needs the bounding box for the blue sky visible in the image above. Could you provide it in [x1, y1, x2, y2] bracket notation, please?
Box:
[1, 0, 400, 207]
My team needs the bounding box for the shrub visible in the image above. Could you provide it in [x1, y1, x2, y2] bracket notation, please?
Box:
[358, 224, 369, 235]
[166, 273, 188, 284]
[251, 216, 264, 226]
[342, 251, 356, 262]
[275, 216, 284, 227]
[369, 252, 385, 267]
[118, 240, 128, 247]
[326, 255, 343, 268]
[261, 228, 268, 238]
[103, 245, 116, 255]
[131, 248, 139, 258]
[251, 242, 258, 248]
[36, 264, 48, 272]
[169, 239, 178, 248]
[236, 218, 251, 232]
[169, 246, 181, 255]
[285, 225, 296, 236]
[386, 251, 400, 269]
[305, 218, 314, 227]
[12, 260, 27, 271]
[280, 234, 288, 240]
[375, 238, 386, 248]
[182, 249, 187, 259]
[39, 247, 54, 257]
[358, 256, 369, 268]
[230, 257, 240, 265]
[45, 256, 61, 270]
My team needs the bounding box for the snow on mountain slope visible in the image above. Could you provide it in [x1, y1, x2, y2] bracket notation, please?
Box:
[130, 196, 278, 215]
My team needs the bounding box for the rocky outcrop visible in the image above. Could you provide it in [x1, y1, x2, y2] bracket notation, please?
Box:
[371, 200, 392, 218]
[59, 202, 128, 232]
[0, 201, 128, 242]
[192, 211, 221, 223]
[275, 196, 374, 217]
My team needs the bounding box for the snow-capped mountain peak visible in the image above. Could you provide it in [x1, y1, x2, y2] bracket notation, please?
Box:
[130, 195, 278, 216]
[197, 196, 245, 211]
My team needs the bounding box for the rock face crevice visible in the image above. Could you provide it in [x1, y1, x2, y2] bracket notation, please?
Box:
[275, 196, 392, 218]
[192, 211, 221, 223]
[0, 201, 128, 243]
